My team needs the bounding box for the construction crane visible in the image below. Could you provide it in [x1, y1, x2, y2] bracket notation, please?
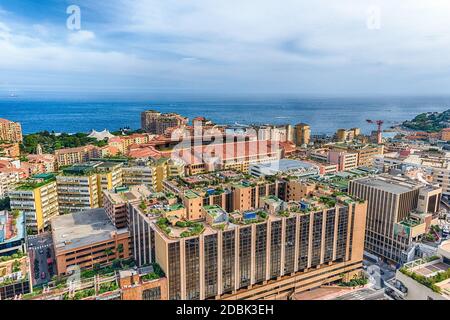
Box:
[366, 119, 384, 144]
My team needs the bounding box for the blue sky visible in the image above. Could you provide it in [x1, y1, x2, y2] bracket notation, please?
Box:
[1, 0, 450, 99]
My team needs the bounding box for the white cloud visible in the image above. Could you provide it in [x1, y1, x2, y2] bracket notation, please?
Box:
[3, 0, 450, 95]
[67, 30, 96, 45]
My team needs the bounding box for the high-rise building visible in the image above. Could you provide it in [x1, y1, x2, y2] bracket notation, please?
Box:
[56, 162, 123, 214]
[141, 110, 188, 135]
[349, 174, 442, 263]
[294, 123, 311, 146]
[103, 185, 151, 229]
[10, 174, 59, 233]
[122, 160, 168, 192]
[56, 166, 100, 214]
[129, 193, 368, 300]
[0, 118, 22, 143]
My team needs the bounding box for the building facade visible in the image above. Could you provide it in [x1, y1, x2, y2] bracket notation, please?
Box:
[0, 119, 22, 143]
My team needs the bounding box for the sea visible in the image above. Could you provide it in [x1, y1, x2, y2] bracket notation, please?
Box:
[0, 96, 449, 135]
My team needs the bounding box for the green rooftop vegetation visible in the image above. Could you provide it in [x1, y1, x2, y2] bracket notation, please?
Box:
[167, 203, 185, 211]
[156, 217, 205, 238]
[400, 263, 450, 294]
[16, 177, 56, 190]
[184, 190, 200, 199]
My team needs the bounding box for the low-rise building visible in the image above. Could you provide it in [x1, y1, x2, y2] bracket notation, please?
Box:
[386, 240, 450, 300]
[0, 211, 26, 256]
[52, 208, 131, 275]
[0, 143, 20, 158]
[55, 145, 101, 167]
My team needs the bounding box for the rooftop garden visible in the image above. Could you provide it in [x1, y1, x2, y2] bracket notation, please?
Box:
[230, 210, 268, 225]
[16, 177, 56, 190]
[318, 196, 337, 208]
[77, 258, 136, 279]
[400, 257, 449, 294]
[141, 263, 165, 282]
[339, 275, 368, 287]
[0, 251, 26, 263]
[156, 217, 205, 238]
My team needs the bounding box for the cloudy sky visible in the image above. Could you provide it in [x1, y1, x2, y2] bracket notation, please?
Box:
[1, 0, 450, 99]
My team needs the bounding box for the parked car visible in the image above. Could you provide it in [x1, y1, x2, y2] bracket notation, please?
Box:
[40, 272, 46, 280]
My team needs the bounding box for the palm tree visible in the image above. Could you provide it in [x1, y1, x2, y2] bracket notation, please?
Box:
[104, 249, 114, 263]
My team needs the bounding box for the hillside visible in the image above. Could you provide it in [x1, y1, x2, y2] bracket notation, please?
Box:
[402, 109, 450, 132]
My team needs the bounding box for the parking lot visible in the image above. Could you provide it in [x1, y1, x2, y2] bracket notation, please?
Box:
[27, 232, 56, 286]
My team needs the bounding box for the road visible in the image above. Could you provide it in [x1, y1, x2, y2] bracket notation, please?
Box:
[362, 259, 396, 289]
[27, 232, 56, 286]
[333, 288, 387, 300]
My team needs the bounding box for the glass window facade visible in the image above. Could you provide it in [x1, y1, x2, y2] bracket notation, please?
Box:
[298, 214, 310, 270]
[142, 287, 161, 300]
[168, 242, 181, 300]
[336, 208, 349, 261]
[284, 217, 296, 274]
[311, 212, 323, 267]
[254, 223, 267, 283]
[270, 220, 282, 279]
[204, 234, 218, 299]
[222, 230, 235, 294]
[324, 209, 336, 263]
[185, 238, 200, 300]
[239, 227, 252, 288]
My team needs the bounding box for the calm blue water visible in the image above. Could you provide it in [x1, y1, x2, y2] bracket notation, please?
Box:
[0, 96, 449, 135]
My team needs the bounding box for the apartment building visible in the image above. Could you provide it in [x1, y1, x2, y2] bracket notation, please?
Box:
[294, 123, 311, 146]
[55, 145, 101, 167]
[52, 208, 131, 275]
[0, 118, 22, 143]
[25, 154, 56, 174]
[141, 110, 188, 135]
[0, 171, 20, 199]
[9, 174, 59, 233]
[335, 128, 361, 142]
[56, 166, 100, 214]
[333, 144, 384, 167]
[108, 133, 154, 154]
[103, 185, 151, 229]
[129, 193, 367, 300]
[441, 128, 450, 141]
[0, 143, 20, 158]
[349, 175, 442, 263]
[328, 150, 358, 171]
[95, 162, 123, 206]
[122, 161, 167, 192]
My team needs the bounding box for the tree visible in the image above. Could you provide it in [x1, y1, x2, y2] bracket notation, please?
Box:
[104, 249, 114, 263]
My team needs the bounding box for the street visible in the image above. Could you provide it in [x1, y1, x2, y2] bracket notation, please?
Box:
[27, 232, 56, 286]
[333, 287, 387, 300]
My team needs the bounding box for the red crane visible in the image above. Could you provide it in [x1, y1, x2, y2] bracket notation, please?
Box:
[366, 119, 384, 144]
